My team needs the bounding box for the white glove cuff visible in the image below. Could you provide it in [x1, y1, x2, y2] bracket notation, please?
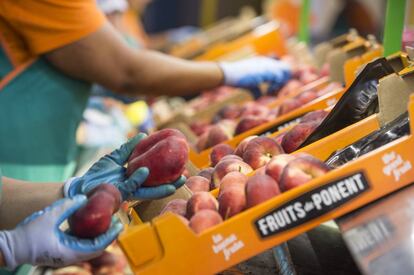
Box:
[218, 62, 237, 86]
[0, 231, 20, 270]
[63, 177, 80, 198]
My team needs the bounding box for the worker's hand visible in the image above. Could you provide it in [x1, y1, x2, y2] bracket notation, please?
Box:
[0, 195, 122, 270]
[64, 134, 186, 201]
[219, 57, 291, 98]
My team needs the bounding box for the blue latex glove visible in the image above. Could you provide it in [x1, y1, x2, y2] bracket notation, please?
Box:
[64, 133, 186, 200]
[0, 195, 122, 270]
[219, 57, 291, 98]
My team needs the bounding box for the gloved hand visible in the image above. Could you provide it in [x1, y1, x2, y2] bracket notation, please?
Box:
[0, 195, 122, 270]
[64, 133, 186, 201]
[219, 57, 291, 98]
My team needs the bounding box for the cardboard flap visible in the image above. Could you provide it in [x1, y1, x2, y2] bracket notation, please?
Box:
[133, 185, 193, 222]
[327, 41, 367, 83]
[378, 69, 414, 126]
[386, 51, 410, 72]
[314, 42, 333, 68]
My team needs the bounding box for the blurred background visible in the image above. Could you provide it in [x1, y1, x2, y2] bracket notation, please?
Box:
[142, 0, 395, 45]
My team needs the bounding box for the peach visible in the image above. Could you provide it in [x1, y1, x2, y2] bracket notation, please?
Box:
[178, 215, 190, 226]
[205, 125, 232, 149]
[300, 110, 329, 124]
[300, 72, 319, 84]
[87, 183, 121, 211]
[210, 144, 234, 166]
[296, 90, 318, 105]
[88, 251, 117, 271]
[220, 154, 243, 162]
[218, 185, 246, 219]
[159, 199, 187, 217]
[235, 116, 269, 135]
[316, 82, 342, 97]
[212, 159, 253, 188]
[273, 132, 286, 146]
[278, 98, 302, 116]
[265, 154, 296, 182]
[185, 176, 210, 193]
[242, 136, 284, 169]
[196, 132, 209, 151]
[234, 135, 258, 157]
[277, 80, 302, 98]
[246, 174, 280, 208]
[189, 209, 223, 234]
[128, 128, 186, 161]
[279, 156, 331, 191]
[69, 190, 116, 238]
[255, 166, 266, 175]
[218, 171, 248, 195]
[190, 121, 210, 136]
[281, 122, 319, 153]
[256, 96, 277, 105]
[186, 191, 218, 219]
[240, 102, 270, 118]
[214, 104, 242, 121]
[127, 136, 189, 186]
[197, 167, 214, 181]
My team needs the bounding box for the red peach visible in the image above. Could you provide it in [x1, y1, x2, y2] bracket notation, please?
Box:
[190, 121, 210, 136]
[246, 174, 280, 208]
[240, 102, 270, 118]
[242, 136, 284, 169]
[185, 176, 210, 193]
[279, 156, 331, 191]
[205, 125, 232, 149]
[277, 80, 302, 98]
[281, 122, 319, 153]
[197, 167, 214, 182]
[296, 90, 318, 105]
[235, 116, 270, 135]
[234, 135, 258, 157]
[69, 190, 115, 238]
[218, 185, 246, 219]
[278, 98, 302, 116]
[273, 132, 286, 146]
[220, 154, 243, 162]
[196, 132, 209, 151]
[300, 110, 329, 124]
[265, 154, 296, 182]
[214, 104, 242, 121]
[256, 96, 277, 105]
[186, 191, 218, 219]
[128, 128, 186, 161]
[212, 159, 253, 189]
[189, 209, 223, 234]
[210, 144, 234, 166]
[127, 136, 189, 186]
[159, 199, 187, 217]
[218, 171, 248, 195]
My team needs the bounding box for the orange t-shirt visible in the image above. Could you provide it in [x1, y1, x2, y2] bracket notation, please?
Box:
[0, 0, 107, 67]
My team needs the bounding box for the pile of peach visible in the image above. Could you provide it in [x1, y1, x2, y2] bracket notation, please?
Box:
[160, 119, 332, 233]
[191, 82, 341, 152]
[160, 151, 330, 234]
[193, 109, 329, 190]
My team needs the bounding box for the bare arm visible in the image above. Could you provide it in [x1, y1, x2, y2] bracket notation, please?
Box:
[0, 178, 63, 230]
[45, 22, 223, 97]
[0, 251, 4, 267]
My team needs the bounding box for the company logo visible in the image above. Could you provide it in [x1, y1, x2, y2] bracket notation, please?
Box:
[212, 234, 244, 261]
[255, 172, 370, 238]
[382, 151, 412, 181]
[343, 216, 394, 257]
